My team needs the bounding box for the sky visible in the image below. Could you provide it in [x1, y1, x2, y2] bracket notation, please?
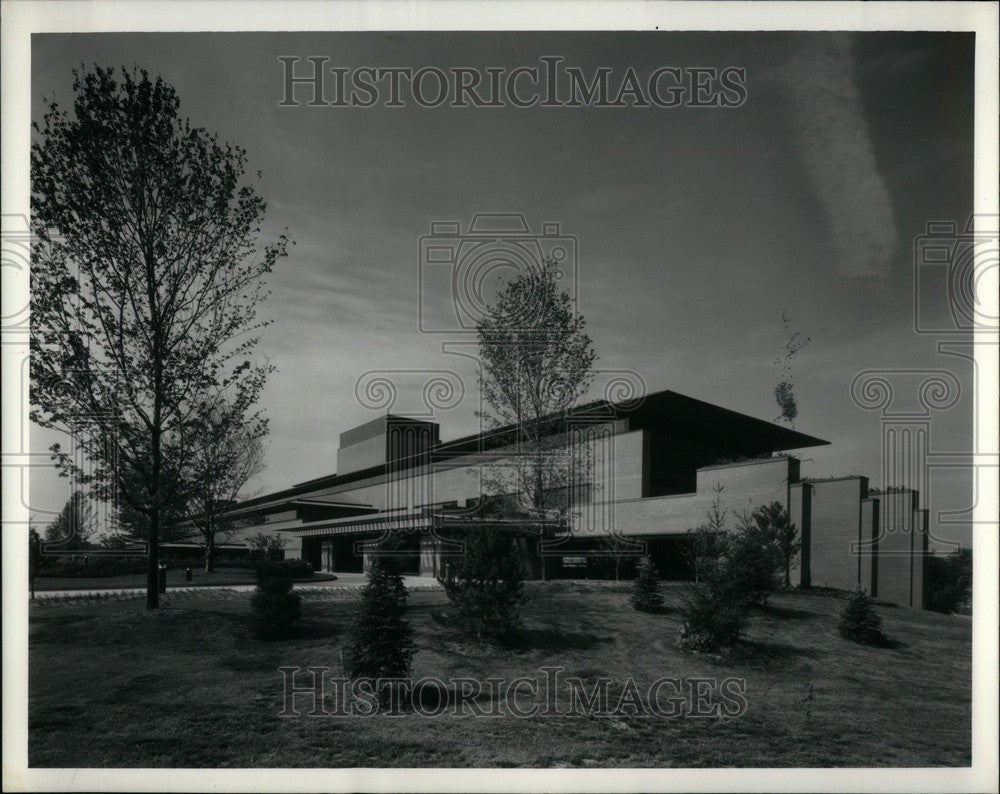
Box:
[29, 31, 977, 548]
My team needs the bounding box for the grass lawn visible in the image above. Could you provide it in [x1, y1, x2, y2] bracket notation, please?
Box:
[29, 582, 971, 767]
[33, 566, 336, 591]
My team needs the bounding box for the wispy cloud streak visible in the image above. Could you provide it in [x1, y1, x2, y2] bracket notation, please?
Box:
[784, 37, 898, 278]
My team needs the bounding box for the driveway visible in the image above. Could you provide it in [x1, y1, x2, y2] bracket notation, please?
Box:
[31, 573, 441, 601]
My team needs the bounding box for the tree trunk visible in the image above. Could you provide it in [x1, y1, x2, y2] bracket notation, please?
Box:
[534, 463, 546, 582]
[146, 389, 162, 608]
[146, 509, 160, 609]
[205, 535, 215, 573]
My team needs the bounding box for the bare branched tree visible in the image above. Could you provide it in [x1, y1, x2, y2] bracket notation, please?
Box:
[181, 406, 267, 572]
[475, 257, 598, 578]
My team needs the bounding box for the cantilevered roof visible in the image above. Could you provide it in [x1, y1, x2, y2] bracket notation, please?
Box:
[230, 387, 828, 513]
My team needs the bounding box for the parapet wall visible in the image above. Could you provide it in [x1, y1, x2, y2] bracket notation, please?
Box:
[799, 477, 868, 592]
[572, 456, 797, 537]
[867, 491, 927, 607]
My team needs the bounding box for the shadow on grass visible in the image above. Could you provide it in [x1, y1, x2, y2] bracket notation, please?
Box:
[427, 611, 615, 655]
[510, 626, 616, 653]
[730, 639, 823, 664]
[235, 615, 342, 646]
[218, 651, 281, 672]
[292, 618, 343, 641]
[633, 605, 671, 616]
[843, 634, 906, 650]
[757, 603, 817, 620]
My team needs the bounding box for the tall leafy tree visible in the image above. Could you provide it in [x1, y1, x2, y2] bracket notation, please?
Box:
[31, 66, 289, 608]
[475, 257, 597, 576]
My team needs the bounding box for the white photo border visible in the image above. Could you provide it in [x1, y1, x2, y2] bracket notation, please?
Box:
[2, 2, 997, 792]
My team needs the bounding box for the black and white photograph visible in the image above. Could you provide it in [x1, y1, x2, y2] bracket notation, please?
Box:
[2, 2, 998, 792]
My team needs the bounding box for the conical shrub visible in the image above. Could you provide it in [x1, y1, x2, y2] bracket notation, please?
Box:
[629, 556, 664, 612]
[250, 561, 302, 640]
[838, 588, 886, 646]
[439, 527, 527, 643]
[343, 551, 415, 681]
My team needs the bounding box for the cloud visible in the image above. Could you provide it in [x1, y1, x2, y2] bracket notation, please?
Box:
[783, 37, 898, 278]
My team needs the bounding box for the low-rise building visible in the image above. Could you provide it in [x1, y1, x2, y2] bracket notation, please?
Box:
[227, 388, 929, 607]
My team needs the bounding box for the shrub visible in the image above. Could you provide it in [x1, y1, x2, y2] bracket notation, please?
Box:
[282, 559, 314, 579]
[439, 527, 527, 643]
[677, 499, 794, 653]
[629, 557, 664, 612]
[248, 532, 286, 563]
[214, 553, 255, 569]
[924, 549, 972, 613]
[678, 580, 748, 651]
[725, 520, 783, 607]
[342, 552, 414, 689]
[838, 588, 886, 646]
[36, 555, 148, 578]
[745, 502, 799, 589]
[249, 562, 302, 640]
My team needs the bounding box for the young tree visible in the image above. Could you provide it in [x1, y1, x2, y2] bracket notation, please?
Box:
[439, 527, 527, 643]
[249, 561, 301, 641]
[679, 487, 749, 651]
[182, 409, 267, 572]
[726, 512, 784, 607]
[678, 580, 748, 651]
[475, 257, 598, 577]
[684, 483, 729, 583]
[43, 490, 96, 551]
[629, 557, 664, 612]
[31, 66, 289, 608]
[747, 501, 800, 588]
[343, 549, 415, 689]
[677, 491, 791, 650]
[838, 588, 886, 646]
[773, 310, 821, 428]
[599, 532, 640, 582]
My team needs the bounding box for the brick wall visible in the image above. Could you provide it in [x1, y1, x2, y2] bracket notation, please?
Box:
[573, 457, 797, 537]
[806, 478, 867, 591]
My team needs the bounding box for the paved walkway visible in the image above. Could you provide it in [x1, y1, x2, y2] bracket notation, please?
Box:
[31, 573, 441, 602]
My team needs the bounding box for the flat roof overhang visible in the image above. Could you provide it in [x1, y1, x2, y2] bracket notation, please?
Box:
[280, 508, 564, 539]
[231, 387, 829, 515]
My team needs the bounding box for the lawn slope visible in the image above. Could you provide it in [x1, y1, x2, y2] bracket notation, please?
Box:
[28, 582, 971, 767]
